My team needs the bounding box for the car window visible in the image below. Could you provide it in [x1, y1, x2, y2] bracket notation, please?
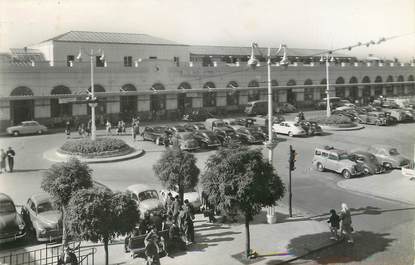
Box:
[328, 154, 338, 160]
[37, 201, 55, 213]
[315, 150, 321, 155]
[389, 148, 399, 155]
[338, 153, 349, 160]
[321, 152, 328, 158]
[138, 190, 158, 201]
[0, 200, 15, 214]
[145, 127, 153, 132]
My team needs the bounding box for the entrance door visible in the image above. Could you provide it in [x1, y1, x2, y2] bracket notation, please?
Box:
[287, 89, 295, 104]
[11, 100, 34, 124]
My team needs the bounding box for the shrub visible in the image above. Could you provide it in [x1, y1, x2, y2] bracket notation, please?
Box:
[309, 115, 353, 125]
[60, 138, 130, 157]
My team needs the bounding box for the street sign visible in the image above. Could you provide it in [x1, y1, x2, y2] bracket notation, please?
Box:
[59, 97, 77, 104]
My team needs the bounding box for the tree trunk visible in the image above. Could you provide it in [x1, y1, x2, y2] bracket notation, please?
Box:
[104, 237, 109, 265]
[245, 214, 251, 259]
[61, 207, 67, 253]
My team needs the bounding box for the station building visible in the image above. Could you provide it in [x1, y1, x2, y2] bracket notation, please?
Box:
[0, 31, 414, 130]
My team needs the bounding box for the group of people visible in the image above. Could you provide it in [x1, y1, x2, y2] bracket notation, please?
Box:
[327, 203, 354, 244]
[0, 147, 16, 173]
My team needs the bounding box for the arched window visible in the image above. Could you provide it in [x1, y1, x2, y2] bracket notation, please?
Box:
[286, 79, 296, 104]
[51, 85, 72, 118]
[386, 75, 394, 96]
[304, 79, 313, 101]
[10, 86, 34, 124]
[203, 82, 216, 107]
[248, 80, 260, 101]
[150, 83, 166, 118]
[374, 76, 383, 96]
[226, 81, 239, 106]
[88, 84, 106, 115]
[362, 76, 371, 101]
[335, 77, 345, 98]
[349, 77, 358, 100]
[120, 84, 137, 120]
[177, 82, 192, 114]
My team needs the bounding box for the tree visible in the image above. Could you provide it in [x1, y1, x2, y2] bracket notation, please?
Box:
[41, 157, 93, 246]
[66, 188, 139, 265]
[201, 147, 285, 259]
[153, 147, 200, 203]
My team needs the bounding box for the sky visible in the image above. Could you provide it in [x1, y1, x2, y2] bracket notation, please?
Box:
[1, 0, 414, 61]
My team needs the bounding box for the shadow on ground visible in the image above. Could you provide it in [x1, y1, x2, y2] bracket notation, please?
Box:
[265, 230, 394, 265]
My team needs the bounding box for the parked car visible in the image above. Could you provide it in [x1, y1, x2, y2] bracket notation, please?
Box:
[159, 188, 202, 211]
[182, 109, 214, 122]
[245, 100, 275, 116]
[312, 146, 364, 178]
[223, 118, 253, 130]
[367, 145, 411, 169]
[21, 193, 62, 242]
[297, 121, 323, 135]
[204, 118, 229, 131]
[315, 97, 342, 110]
[276, 103, 297, 113]
[213, 127, 241, 146]
[141, 126, 168, 144]
[126, 184, 164, 218]
[183, 123, 207, 132]
[170, 132, 200, 151]
[272, 121, 307, 137]
[167, 125, 187, 134]
[192, 130, 221, 149]
[235, 127, 265, 144]
[348, 151, 385, 175]
[383, 109, 413, 122]
[381, 100, 400, 109]
[0, 193, 26, 244]
[6, 121, 47, 136]
[357, 112, 391, 126]
[253, 115, 285, 127]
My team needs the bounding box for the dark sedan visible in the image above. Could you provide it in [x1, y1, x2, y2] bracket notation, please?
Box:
[170, 132, 200, 151]
[142, 126, 168, 145]
[236, 127, 266, 144]
[192, 130, 221, 149]
[184, 123, 207, 132]
[349, 151, 385, 175]
[182, 109, 214, 122]
[167, 125, 187, 134]
[22, 193, 62, 242]
[297, 121, 323, 135]
[213, 127, 241, 146]
[0, 193, 26, 244]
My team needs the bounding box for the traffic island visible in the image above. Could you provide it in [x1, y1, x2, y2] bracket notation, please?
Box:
[309, 115, 364, 131]
[43, 137, 145, 163]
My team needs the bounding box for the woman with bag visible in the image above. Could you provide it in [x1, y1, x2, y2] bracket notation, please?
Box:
[339, 203, 354, 244]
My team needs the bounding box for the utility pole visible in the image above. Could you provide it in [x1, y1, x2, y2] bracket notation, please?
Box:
[288, 145, 296, 217]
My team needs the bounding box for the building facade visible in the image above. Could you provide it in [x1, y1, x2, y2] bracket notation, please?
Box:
[0, 31, 414, 130]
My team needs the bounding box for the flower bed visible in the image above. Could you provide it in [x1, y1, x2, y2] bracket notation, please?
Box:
[59, 138, 133, 158]
[309, 115, 357, 128]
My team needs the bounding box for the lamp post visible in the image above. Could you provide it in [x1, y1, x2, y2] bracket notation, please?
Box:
[77, 49, 105, 141]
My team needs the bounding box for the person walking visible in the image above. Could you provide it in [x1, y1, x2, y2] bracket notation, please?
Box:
[86, 120, 92, 136]
[327, 209, 340, 240]
[78, 123, 85, 137]
[339, 203, 354, 243]
[105, 120, 112, 136]
[0, 149, 7, 173]
[65, 121, 71, 139]
[57, 246, 78, 265]
[6, 147, 15, 173]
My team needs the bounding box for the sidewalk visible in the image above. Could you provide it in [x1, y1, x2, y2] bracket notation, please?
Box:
[96, 205, 338, 265]
[337, 169, 415, 205]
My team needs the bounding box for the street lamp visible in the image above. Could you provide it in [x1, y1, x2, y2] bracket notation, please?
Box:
[76, 48, 105, 140]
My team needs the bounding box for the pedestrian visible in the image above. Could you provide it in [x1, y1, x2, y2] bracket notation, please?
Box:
[327, 209, 340, 240]
[86, 120, 92, 136]
[117, 120, 123, 135]
[78, 123, 85, 137]
[6, 147, 15, 173]
[201, 191, 216, 223]
[65, 121, 71, 139]
[179, 206, 194, 244]
[0, 149, 7, 173]
[164, 192, 174, 215]
[105, 120, 112, 135]
[172, 195, 181, 224]
[339, 203, 354, 244]
[164, 132, 170, 148]
[57, 246, 78, 265]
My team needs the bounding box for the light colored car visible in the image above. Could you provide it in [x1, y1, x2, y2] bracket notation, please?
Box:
[367, 145, 410, 169]
[312, 146, 364, 178]
[6, 121, 47, 136]
[273, 121, 307, 137]
[126, 184, 164, 218]
[22, 193, 62, 242]
[159, 188, 202, 211]
[0, 193, 26, 244]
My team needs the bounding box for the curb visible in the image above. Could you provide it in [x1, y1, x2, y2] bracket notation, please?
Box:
[320, 124, 365, 131]
[43, 148, 145, 164]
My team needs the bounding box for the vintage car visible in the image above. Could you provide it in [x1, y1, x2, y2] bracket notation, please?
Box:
[141, 126, 168, 144]
[167, 125, 187, 134]
[159, 188, 202, 211]
[213, 127, 241, 146]
[276, 103, 297, 113]
[297, 121, 323, 136]
[348, 151, 385, 175]
[204, 118, 230, 131]
[272, 121, 307, 137]
[22, 193, 62, 242]
[222, 118, 250, 131]
[183, 123, 207, 132]
[0, 193, 26, 244]
[170, 132, 200, 151]
[367, 145, 410, 169]
[235, 127, 265, 144]
[382, 109, 413, 122]
[312, 146, 364, 179]
[192, 130, 221, 149]
[6, 121, 48, 136]
[357, 112, 391, 126]
[253, 115, 285, 127]
[182, 109, 214, 122]
[126, 184, 164, 219]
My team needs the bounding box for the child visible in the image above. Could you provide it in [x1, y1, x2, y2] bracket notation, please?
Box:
[327, 209, 340, 240]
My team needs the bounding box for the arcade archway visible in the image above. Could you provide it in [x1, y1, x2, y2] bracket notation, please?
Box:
[120, 84, 137, 120]
[10, 86, 34, 125]
[51, 85, 72, 118]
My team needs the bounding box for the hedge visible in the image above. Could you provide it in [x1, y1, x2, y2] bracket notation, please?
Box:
[60, 138, 131, 157]
[309, 115, 353, 125]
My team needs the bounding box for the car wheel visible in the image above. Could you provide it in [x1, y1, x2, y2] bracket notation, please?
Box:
[342, 170, 351, 179]
[363, 167, 371, 175]
[383, 162, 393, 169]
[155, 137, 161, 145]
[13, 131, 20, 136]
[316, 163, 325, 172]
[37, 130, 43, 134]
[288, 131, 294, 137]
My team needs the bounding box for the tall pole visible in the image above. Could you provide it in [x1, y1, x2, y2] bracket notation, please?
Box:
[288, 145, 293, 217]
[90, 49, 97, 140]
[326, 54, 331, 117]
[267, 47, 273, 164]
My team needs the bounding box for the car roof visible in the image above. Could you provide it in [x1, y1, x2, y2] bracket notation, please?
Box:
[0, 193, 13, 203]
[127, 184, 159, 193]
[30, 193, 52, 205]
[316, 146, 346, 154]
[351, 150, 372, 157]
